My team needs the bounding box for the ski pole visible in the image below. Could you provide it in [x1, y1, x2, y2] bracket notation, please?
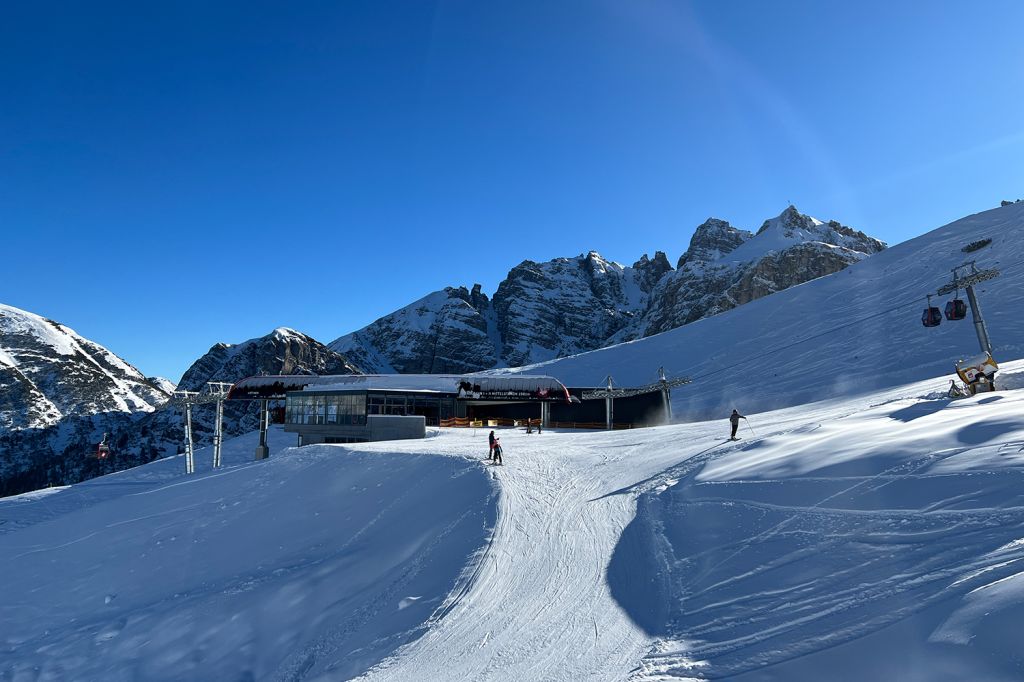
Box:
[744, 418, 756, 438]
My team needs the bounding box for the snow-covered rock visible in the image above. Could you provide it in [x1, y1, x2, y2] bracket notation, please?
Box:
[332, 207, 884, 372]
[501, 201, 1024, 420]
[629, 206, 887, 338]
[179, 326, 359, 391]
[146, 376, 177, 394]
[493, 250, 655, 367]
[0, 304, 169, 432]
[331, 286, 500, 374]
[0, 324, 358, 498]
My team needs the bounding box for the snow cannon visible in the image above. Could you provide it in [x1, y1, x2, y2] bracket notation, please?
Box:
[954, 353, 998, 395]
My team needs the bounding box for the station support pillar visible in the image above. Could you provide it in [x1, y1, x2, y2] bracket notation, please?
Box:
[255, 399, 270, 460]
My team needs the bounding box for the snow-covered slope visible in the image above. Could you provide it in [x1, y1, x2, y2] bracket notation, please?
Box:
[5, 366, 1024, 680]
[503, 202, 1024, 419]
[0, 303, 169, 432]
[333, 206, 881, 373]
[616, 366, 1024, 681]
[0, 427, 497, 680]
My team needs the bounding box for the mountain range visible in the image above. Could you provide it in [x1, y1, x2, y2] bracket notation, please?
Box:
[0, 205, 884, 496]
[330, 206, 884, 372]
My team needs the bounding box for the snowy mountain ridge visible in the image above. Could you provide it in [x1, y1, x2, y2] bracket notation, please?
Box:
[0, 322, 360, 498]
[501, 201, 1024, 420]
[0, 303, 169, 432]
[331, 205, 885, 373]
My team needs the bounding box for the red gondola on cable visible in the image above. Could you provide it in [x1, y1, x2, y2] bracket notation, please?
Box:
[96, 433, 110, 459]
[944, 298, 967, 321]
[921, 295, 942, 327]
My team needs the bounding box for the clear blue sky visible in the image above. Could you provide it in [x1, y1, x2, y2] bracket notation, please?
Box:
[2, 1, 1022, 381]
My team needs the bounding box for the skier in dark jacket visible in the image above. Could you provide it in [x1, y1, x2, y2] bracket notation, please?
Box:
[488, 430, 496, 460]
[729, 410, 744, 440]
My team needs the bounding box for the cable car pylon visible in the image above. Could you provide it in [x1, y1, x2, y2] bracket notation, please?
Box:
[170, 382, 235, 474]
[934, 260, 999, 355]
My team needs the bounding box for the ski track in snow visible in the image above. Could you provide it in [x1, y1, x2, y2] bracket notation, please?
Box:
[4, 366, 1024, 680]
[355, 427, 691, 682]
[357, 365, 1024, 681]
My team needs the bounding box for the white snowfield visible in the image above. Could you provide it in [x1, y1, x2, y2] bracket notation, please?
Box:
[4, 202, 1024, 679]
[3, 365, 1024, 680]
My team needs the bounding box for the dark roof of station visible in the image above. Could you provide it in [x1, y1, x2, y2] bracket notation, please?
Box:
[227, 374, 571, 401]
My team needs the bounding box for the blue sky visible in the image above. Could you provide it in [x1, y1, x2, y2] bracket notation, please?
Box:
[2, 1, 1022, 381]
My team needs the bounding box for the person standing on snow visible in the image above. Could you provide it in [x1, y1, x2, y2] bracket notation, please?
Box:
[729, 409, 745, 440]
[492, 437, 503, 465]
[488, 430, 496, 460]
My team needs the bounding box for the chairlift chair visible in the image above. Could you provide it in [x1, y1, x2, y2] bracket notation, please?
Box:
[921, 295, 942, 327]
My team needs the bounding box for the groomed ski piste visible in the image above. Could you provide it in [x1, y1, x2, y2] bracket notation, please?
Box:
[3, 369, 1024, 680]
[3, 202, 1024, 680]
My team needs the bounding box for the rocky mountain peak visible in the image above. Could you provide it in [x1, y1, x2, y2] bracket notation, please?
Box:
[446, 284, 490, 310]
[470, 283, 488, 308]
[755, 205, 886, 254]
[679, 218, 754, 267]
[178, 328, 358, 392]
[330, 206, 886, 375]
[632, 251, 673, 290]
[0, 303, 169, 432]
[757, 204, 816, 235]
[581, 251, 617, 273]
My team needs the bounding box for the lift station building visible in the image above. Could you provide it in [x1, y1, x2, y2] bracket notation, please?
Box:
[228, 373, 672, 445]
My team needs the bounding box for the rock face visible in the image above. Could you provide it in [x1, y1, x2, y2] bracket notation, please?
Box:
[492, 251, 657, 367]
[332, 287, 499, 374]
[0, 303, 171, 496]
[179, 327, 358, 391]
[632, 207, 886, 337]
[0, 303, 169, 432]
[169, 327, 361, 448]
[0, 322, 357, 498]
[333, 206, 886, 372]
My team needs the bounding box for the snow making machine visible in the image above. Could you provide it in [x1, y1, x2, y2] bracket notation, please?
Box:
[953, 353, 998, 396]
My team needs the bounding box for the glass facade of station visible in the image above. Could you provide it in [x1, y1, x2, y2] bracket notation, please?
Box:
[285, 390, 456, 427]
[285, 392, 367, 426]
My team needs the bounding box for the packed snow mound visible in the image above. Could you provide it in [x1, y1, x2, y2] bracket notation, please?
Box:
[0, 427, 497, 681]
[501, 201, 1024, 420]
[0, 303, 170, 431]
